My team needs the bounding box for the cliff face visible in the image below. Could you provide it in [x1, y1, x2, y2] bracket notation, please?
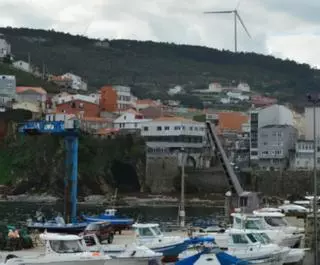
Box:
[0, 134, 146, 196]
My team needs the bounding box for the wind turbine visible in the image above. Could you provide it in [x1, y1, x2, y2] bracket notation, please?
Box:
[204, 4, 251, 53]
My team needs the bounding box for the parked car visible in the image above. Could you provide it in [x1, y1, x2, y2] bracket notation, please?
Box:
[82, 222, 114, 244]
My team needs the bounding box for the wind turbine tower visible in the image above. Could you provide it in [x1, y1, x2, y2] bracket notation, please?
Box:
[204, 7, 251, 53]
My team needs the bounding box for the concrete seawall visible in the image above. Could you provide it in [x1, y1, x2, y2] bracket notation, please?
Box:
[145, 157, 314, 196]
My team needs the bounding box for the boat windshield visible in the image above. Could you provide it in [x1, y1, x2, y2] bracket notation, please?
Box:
[231, 234, 249, 244]
[152, 226, 162, 236]
[249, 233, 271, 245]
[138, 228, 154, 237]
[244, 219, 264, 230]
[264, 217, 288, 227]
[50, 240, 83, 253]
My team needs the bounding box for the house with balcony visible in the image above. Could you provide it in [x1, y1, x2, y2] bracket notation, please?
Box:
[141, 116, 209, 168]
[113, 109, 151, 132]
[258, 124, 298, 170]
[113, 85, 136, 111]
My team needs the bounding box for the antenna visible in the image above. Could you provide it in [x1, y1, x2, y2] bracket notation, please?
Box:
[204, 4, 251, 53]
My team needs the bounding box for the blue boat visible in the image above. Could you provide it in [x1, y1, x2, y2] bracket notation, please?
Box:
[27, 216, 88, 234]
[176, 245, 250, 265]
[82, 209, 134, 233]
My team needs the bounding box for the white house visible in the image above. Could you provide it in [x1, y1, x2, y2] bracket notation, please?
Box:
[0, 35, 11, 58]
[51, 93, 97, 106]
[208, 83, 222, 93]
[292, 140, 319, 170]
[141, 116, 208, 167]
[168, 85, 184, 96]
[304, 106, 320, 140]
[226, 91, 250, 101]
[113, 85, 136, 111]
[258, 104, 294, 129]
[62, 73, 87, 91]
[237, 82, 250, 92]
[113, 109, 151, 129]
[13, 60, 31, 73]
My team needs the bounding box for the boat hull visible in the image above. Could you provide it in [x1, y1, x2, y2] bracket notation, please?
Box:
[5, 257, 161, 265]
[83, 216, 133, 233]
[151, 242, 189, 257]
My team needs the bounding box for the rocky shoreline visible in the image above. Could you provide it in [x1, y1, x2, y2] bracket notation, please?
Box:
[0, 193, 225, 207]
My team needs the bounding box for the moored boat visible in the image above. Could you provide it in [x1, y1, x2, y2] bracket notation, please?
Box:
[82, 209, 134, 234]
[27, 216, 88, 234]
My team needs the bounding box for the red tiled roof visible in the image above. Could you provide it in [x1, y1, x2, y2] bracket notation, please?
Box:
[218, 112, 248, 132]
[95, 128, 120, 135]
[81, 117, 113, 122]
[153, 116, 200, 123]
[16, 86, 47, 95]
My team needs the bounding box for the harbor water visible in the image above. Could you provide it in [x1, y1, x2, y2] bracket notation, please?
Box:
[0, 202, 224, 225]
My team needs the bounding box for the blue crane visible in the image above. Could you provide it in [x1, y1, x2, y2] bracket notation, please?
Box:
[18, 119, 80, 224]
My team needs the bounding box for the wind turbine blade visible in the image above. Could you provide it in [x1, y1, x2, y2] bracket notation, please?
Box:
[204, 11, 233, 14]
[236, 0, 242, 10]
[236, 12, 251, 38]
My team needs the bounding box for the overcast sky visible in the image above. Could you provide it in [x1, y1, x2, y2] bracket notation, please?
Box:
[1, 0, 320, 67]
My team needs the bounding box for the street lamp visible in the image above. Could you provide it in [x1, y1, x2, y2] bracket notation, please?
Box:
[179, 147, 186, 228]
[307, 93, 320, 265]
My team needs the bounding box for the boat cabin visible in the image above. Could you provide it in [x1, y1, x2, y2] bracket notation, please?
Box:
[104, 209, 117, 216]
[232, 213, 266, 231]
[132, 223, 163, 239]
[228, 230, 273, 252]
[253, 211, 289, 229]
[40, 233, 86, 255]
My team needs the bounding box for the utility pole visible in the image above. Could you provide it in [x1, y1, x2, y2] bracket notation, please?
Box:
[27, 52, 31, 72]
[42, 62, 45, 80]
[307, 94, 320, 265]
[179, 148, 186, 228]
[234, 12, 237, 53]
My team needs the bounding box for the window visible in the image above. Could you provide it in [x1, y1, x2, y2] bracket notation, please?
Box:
[247, 234, 257, 243]
[264, 217, 287, 227]
[134, 123, 137, 128]
[174, 126, 181, 130]
[50, 240, 82, 253]
[79, 102, 84, 109]
[138, 228, 153, 236]
[143, 127, 149, 131]
[71, 102, 76, 108]
[189, 126, 193, 131]
[157, 126, 162, 131]
[124, 116, 126, 120]
[165, 126, 170, 130]
[232, 234, 248, 244]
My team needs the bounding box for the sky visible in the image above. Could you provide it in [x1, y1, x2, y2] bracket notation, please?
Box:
[0, 0, 320, 67]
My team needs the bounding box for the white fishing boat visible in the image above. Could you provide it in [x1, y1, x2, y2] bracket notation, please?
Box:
[1, 233, 161, 265]
[253, 209, 305, 234]
[230, 213, 303, 248]
[226, 229, 289, 265]
[83, 233, 162, 263]
[132, 223, 189, 258]
[195, 229, 305, 265]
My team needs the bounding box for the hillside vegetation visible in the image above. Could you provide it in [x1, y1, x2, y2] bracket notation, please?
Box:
[0, 134, 145, 195]
[0, 63, 59, 93]
[0, 27, 319, 107]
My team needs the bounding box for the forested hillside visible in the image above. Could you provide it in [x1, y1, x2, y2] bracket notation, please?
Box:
[1, 27, 319, 107]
